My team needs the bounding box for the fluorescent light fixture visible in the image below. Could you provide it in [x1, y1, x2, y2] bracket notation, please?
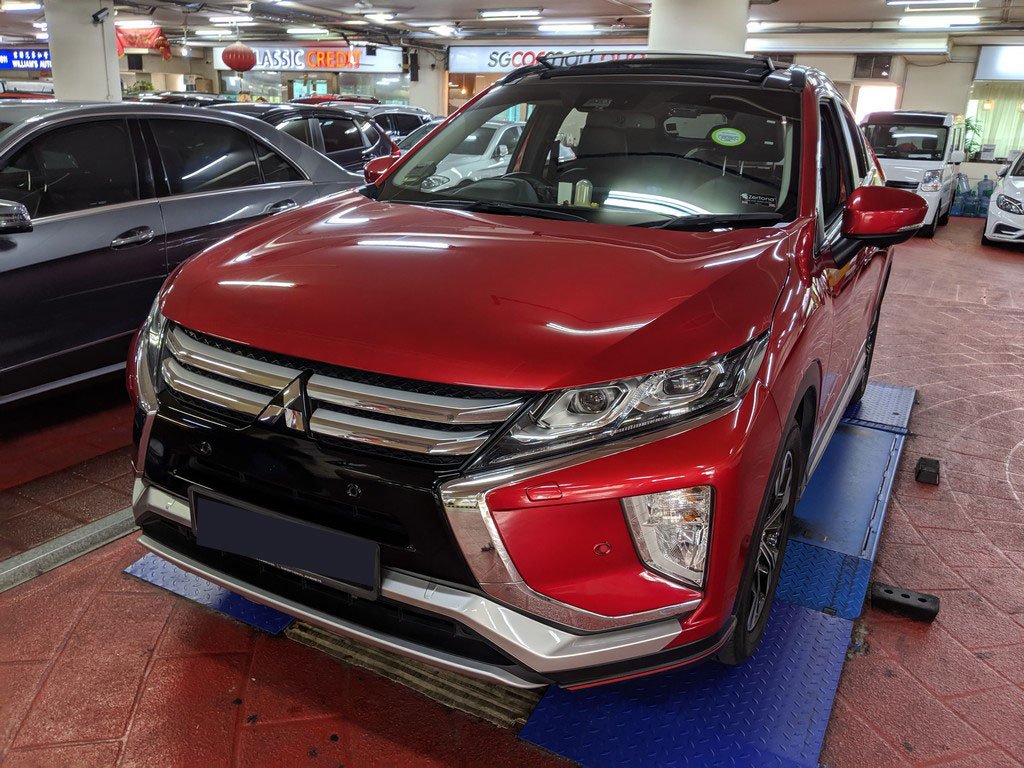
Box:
[115, 19, 157, 28]
[365, 12, 395, 23]
[538, 22, 596, 33]
[345, 19, 369, 25]
[287, 26, 328, 34]
[747, 20, 768, 32]
[887, 0, 976, 4]
[195, 27, 233, 36]
[898, 13, 979, 26]
[209, 15, 253, 23]
[31, 20, 45, 28]
[480, 8, 542, 19]
[34, 31, 47, 39]
[0, 1, 42, 10]
[429, 24, 456, 36]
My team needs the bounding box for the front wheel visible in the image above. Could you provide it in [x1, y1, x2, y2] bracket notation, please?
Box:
[717, 424, 803, 666]
[918, 218, 937, 238]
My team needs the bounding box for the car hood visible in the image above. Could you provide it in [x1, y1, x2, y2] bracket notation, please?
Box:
[877, 158, 942, 183]
[161, 192, 792, 391]
[998, 175, 1024, 198]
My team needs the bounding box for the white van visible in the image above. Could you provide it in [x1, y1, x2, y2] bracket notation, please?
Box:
[860, 111, 966, 238]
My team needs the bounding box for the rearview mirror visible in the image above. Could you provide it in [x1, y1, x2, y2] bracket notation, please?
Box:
[0, 200, 31, 235]
[997, 164, 1010, 178]
[950, 149, 966, 165]
[842, 186, 928, 247]
[364, 154, 397, 185]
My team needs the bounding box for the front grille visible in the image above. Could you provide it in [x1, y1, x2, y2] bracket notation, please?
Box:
[884, 180, 919, 190]
[160, 324, 529, 467]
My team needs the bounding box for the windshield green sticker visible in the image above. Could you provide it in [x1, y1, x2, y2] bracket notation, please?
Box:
[711, 127, 747, 147]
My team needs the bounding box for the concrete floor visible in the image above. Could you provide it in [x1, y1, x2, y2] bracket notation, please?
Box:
[0, 216, 1023, 766]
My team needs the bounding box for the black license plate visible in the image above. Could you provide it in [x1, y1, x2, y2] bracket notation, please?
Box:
[190, 489, 380, 599]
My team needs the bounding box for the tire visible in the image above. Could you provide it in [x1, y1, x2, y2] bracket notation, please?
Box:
[918, 218, 937, 238]
[717, 424, 803, 666]
[937, 203, 950, 227]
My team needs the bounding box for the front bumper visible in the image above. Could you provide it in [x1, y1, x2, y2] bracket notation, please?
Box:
[984, 202, 1024, 242]
[132, 479, 733, 688]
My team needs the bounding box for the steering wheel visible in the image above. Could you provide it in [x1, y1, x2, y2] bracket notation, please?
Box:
[501, 172, 556, 204]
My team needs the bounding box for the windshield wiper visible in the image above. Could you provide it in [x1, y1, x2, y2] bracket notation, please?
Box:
[417, 198, 590, 223]
[636, 212, 783, 231]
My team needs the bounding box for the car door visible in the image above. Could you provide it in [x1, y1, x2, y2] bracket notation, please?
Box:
[0, 117, 166, 401]
[316, 114, 369, 171]
[816, 100, 873, 419]
[145, 116, 321, 272]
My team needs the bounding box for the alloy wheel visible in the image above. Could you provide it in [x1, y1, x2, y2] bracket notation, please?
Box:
[747, 450, 794, 633]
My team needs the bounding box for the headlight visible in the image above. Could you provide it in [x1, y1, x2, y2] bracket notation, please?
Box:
[421, 174, 451, 190]
[477, 333, 769, 467]
[919, 169, 943, 192]
[997, 193, 1024, 215]
[133, 295, 168, 413]
[624, 486, 712, 588]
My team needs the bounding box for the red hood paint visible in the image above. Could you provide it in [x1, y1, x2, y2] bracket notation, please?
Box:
[161, 192, 792, 391]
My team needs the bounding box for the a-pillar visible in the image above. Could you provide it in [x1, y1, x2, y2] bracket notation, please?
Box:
[647, 0, 749, 55]
[45, 0, 122, 101]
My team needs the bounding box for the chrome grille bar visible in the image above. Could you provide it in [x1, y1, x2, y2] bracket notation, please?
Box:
[309, 409, 490, 456]
[161, 358, 273, 417]
[306, 375, 523, 425]
[166, 326, 298, 391]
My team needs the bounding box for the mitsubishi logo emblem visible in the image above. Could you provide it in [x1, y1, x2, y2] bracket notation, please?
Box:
[256, 373, 309, 431]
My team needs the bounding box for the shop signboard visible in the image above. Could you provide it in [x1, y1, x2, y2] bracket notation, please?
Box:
[449, 45, 646, 74]
[0, 48, 51, 71]
[977, 46, 1024, 81]
[214, 44, 402, 73]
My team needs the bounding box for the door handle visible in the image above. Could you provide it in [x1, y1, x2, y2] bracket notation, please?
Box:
[111, 226, 155, 248]
[266, 199, 297, 214]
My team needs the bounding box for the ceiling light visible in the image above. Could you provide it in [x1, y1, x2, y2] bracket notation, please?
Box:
[287, 26, 328, 35]
[0, 1, 42, 10]
[365, 12, 394, 23]
[345, 19, 369, 25]
[209, 15, 253, 23]
[428, 24, 456, 36]
[31, 20, 45, 28]
[195, 27, 233, 36]
[747, 21, 768, 32]
[887, 0, 976, 5]
[898, 13, 980, 26]
[34, 31, 47, 39]
[538, 22, 596, 33]
[115, 19, 157, 28]
[480, 8, 542, 19]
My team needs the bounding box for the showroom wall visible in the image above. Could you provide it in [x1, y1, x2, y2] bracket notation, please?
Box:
[901, 58, 976, 114]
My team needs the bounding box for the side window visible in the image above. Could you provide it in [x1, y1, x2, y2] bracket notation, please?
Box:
[319, 118, 363, 152]
[392, 113, 425, 135]
[819, 104, 853, 227]
[358, 119, 382, 147]
[840, 106, 870, 180]
[0, 120, 138, 218]
[151, 119, 260, 195]
[278, 118, 312, 147]
[375, 114, 398, 135]
[255, 143, 304, 184]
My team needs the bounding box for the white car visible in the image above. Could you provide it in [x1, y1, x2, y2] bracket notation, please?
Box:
[983, 155, 1024, 246]
[420, 120, 527, 192]
[861, 110, 966, 238]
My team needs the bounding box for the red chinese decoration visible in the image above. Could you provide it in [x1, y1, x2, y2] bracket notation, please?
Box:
[221, 42, 257, 73]
[115, 26, 172, 61]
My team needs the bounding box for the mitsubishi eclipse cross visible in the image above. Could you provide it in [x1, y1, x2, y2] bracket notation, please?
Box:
[128, 53, 928, 689]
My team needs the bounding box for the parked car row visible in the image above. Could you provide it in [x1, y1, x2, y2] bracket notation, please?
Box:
[119, 54, 929, 689]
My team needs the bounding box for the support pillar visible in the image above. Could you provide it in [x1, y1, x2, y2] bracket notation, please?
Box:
[45, 0, 121, 101]
[648, 0, 749, 55]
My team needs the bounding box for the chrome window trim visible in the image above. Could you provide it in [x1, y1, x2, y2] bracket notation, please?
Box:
[439, 401, 740, 631]
[134, 485, 687, 685]
[309, 408, 490, 456]
[151, 179, 314, 205]
[306, 374, 524, 425]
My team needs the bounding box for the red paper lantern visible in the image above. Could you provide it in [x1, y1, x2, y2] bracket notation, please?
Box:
[221, 41, 256, 73]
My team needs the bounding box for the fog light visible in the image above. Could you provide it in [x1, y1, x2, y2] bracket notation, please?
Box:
[623, 486, 712, 588]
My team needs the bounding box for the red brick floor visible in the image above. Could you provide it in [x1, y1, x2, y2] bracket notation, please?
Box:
[0, 378, 132, 492]
[0, 447, 133, 562]
[0, 535, 569, 768]
[1, 217, 1023, 767]
[822, 217, 1024, 767]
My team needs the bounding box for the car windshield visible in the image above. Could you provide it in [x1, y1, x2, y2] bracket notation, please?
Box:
[397, 122, 437, 150]
[862, 123, 948, 161]
[375, 77, 802, 228]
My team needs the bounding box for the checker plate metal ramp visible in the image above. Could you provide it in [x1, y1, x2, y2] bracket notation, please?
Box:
[776, 540, 873, 620]
[842, 382, 916, 434]
[520, 601, 852, 768]
[125, 552, 294, 633]
[792, 425, 905, 561]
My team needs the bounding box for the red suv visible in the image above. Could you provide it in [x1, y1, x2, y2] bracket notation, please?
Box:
[128, 54, 926, 689]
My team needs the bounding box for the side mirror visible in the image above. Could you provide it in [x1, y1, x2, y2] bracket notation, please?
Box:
[493, 144, 510, 160]
[0, 200, 32, 235]
[997, 164, 1010, 178]
[950, 149, 966, 165]
[364, 154, 397, 185]
[842, 186, 928, 247]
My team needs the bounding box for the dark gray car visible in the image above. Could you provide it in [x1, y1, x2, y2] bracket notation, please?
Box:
[0, 101, 360, 405]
